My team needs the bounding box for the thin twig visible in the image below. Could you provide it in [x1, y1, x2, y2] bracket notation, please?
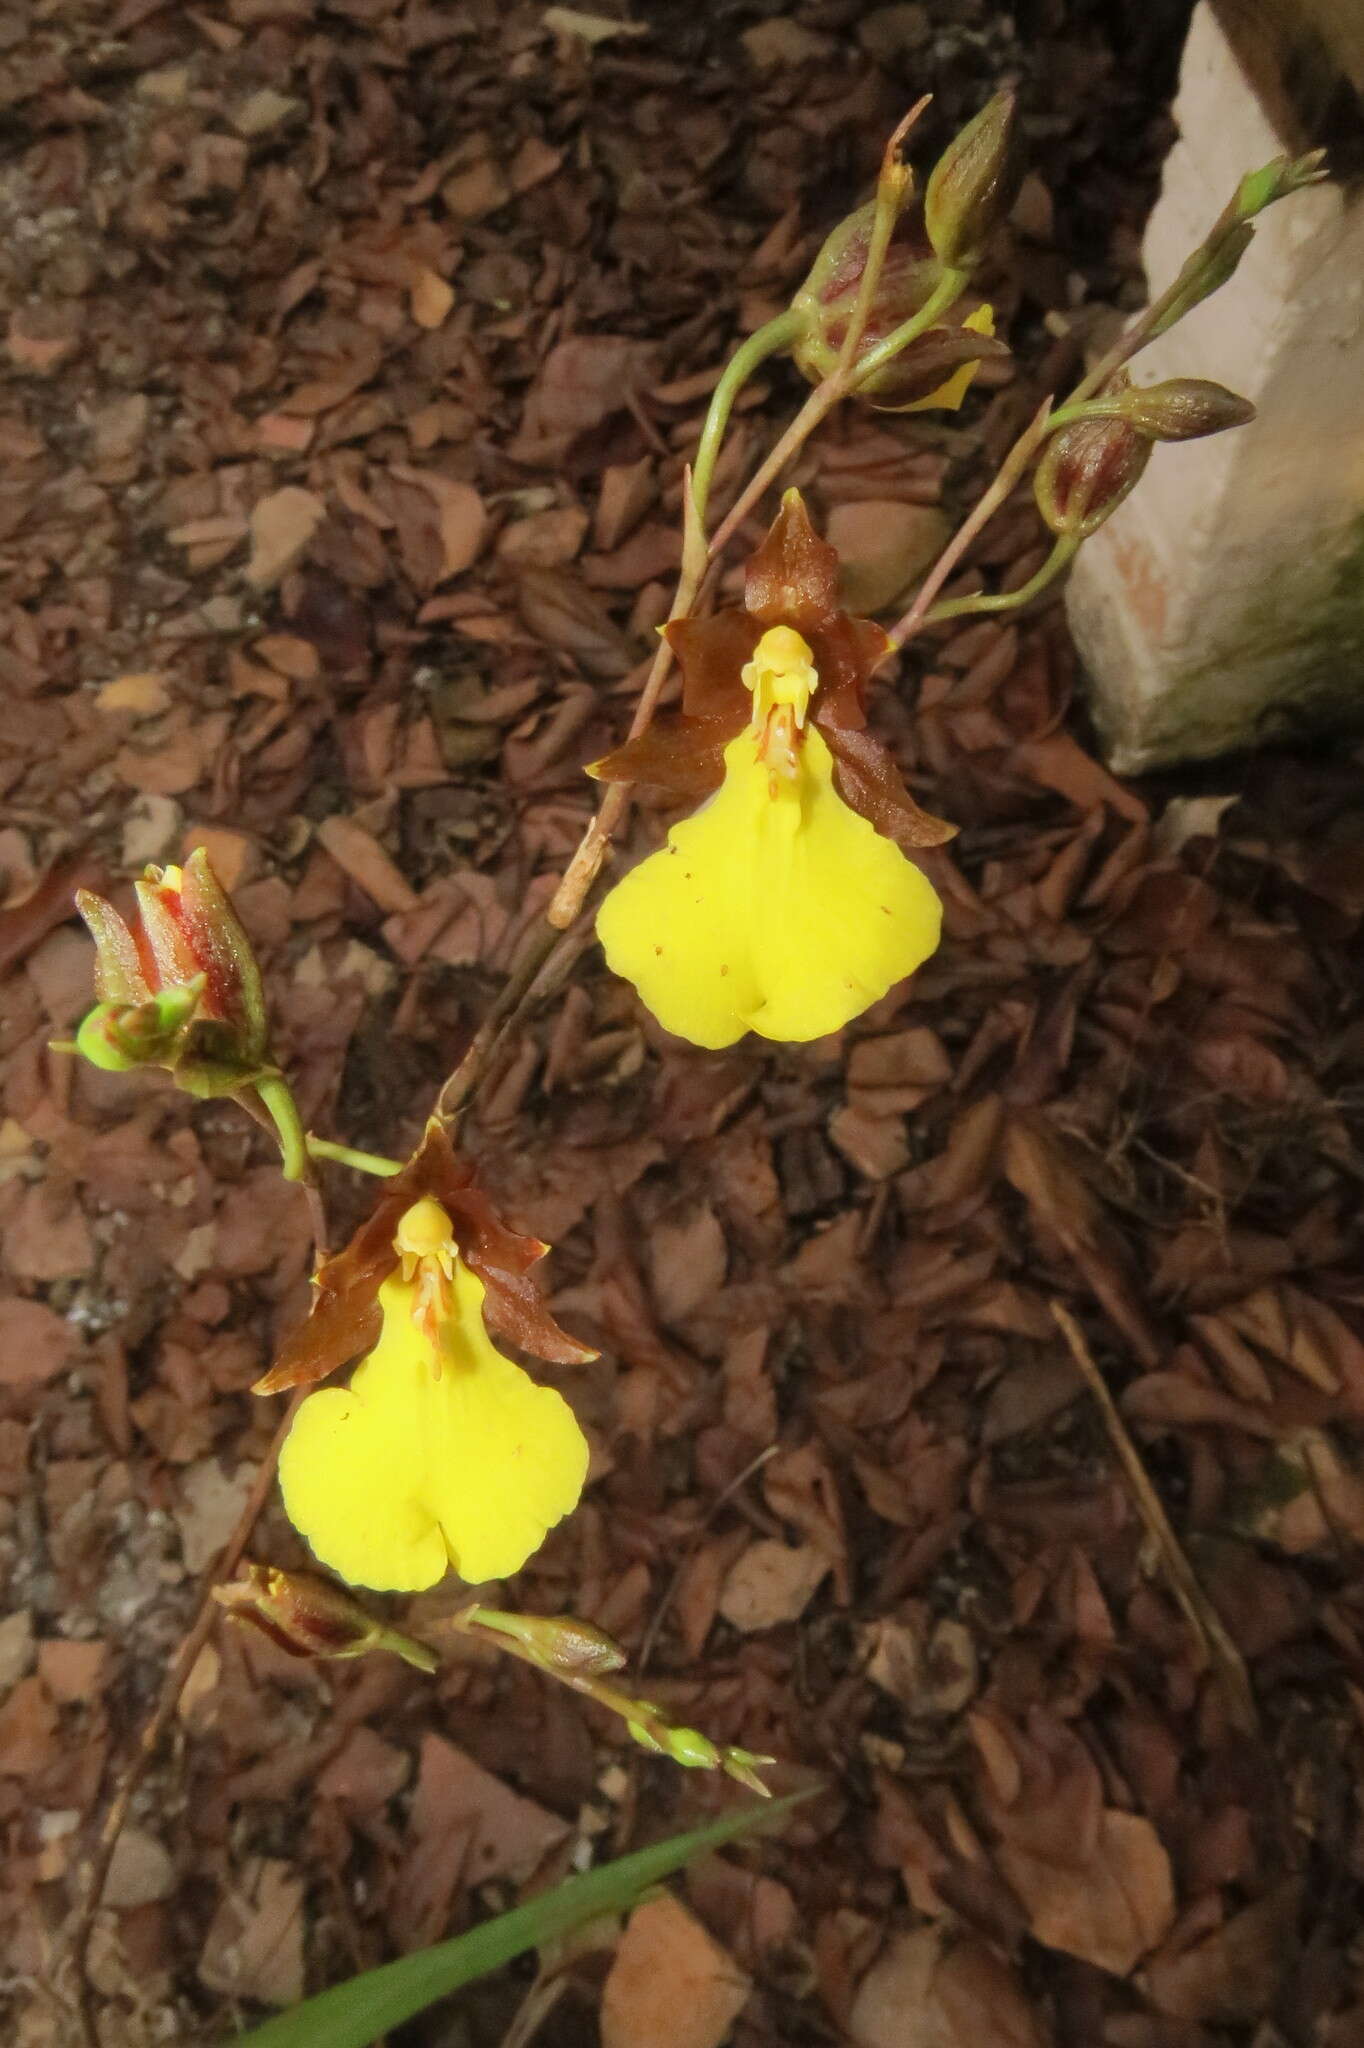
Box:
[1049, 1300, 1259, 1735]
[63, 1388, 307, 2046]
[434, 911, 598, 1126]
[833, 97, 929, 381]
[498, 1969, 569, 2048]
[545, 470, 712, 932]
[637, 1443, 780, 1674]
[703, 383, 838, 563]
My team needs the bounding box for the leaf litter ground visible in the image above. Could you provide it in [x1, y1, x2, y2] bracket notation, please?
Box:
[3, 2, 1364, 2045]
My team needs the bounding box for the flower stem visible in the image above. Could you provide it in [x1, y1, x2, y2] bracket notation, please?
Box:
[925, 532, 1079, 624]
[848, 264, 966, 390]
[253, 1071, 311, 1183]
[887, 394, 1056, 647]
[452, 1606, 774, 1795]
[830, 95, 928, 384]
[1062, 155, 1324, 413]
[548, 471, 707, 931]
[436, 917, 566, 1118]
[305, 1134, 404, 1177]
[690, 310, 801, 529]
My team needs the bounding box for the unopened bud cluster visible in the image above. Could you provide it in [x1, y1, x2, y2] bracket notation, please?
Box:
[787, 91, 1018, 410]
[1036, 375, 1255, 538]
[459, 1606, 776, 1797]
[70, 847, 271, 1097]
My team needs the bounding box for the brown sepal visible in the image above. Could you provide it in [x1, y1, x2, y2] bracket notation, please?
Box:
[589, 717, 735, 801]
[253, 1121, 596, 1396]
[744, 488, 841, 634]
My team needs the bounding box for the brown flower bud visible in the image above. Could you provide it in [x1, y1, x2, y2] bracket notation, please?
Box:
[1034, 416, 1151, 539]
[1108, 377, 1255, 442]
[214, 1564, 438, 1673]
[924, 90, 1022, 268]
[792, 204, 940, 372]
[790, 207, 1007, 409]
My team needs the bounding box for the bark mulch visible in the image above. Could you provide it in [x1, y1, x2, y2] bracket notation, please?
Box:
[4, 2, 1364, 2045]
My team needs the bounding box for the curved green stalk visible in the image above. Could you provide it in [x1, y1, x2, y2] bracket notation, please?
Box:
[253, 1073, 310, 1183]
[925, 532, 1079, 625]
[305, 1135, 404, 1177]
[690, 308, 801, 527]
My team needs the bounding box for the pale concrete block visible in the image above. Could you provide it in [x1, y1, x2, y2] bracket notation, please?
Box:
[1066, 2, 1364, 773]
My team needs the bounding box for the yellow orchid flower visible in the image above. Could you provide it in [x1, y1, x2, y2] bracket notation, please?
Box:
[596, 623, 943, 1049]
[279, 1196, 589, 1592]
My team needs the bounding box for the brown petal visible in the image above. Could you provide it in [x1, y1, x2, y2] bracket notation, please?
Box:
[806, 615, 893, 726]
[415, 1123, 598, 1363]
[870, 325, 1009, 410]
[251, 1143, 435, 1395]
[818, 719, 958, 846]
[475, 1263, 599, 1365]
[663, 609, 761, 719]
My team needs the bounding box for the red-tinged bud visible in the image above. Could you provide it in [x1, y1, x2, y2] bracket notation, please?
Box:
[214, 1564, 438, 1673]
[793, 202, 938, 359]
[1105, 377, 1255, 442]
[132, 847, 268, 1062]
[924, 90, 1022, 268]
[1034, 415, 1151, 539]
[791, 209, 1006, 409]
[71, 847, 271, 1095]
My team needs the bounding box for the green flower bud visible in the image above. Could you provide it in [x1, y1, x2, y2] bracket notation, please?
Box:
[73, 983, 203, 1072]
[721, 1747, 777, 1798]
[662, 1724, 721, 1771]
[924, 90, 1022, 268]
[1233, 149, 1328, 223]
[626, 1716, 667, 1756]
[1106, 377, 1255, 442]
[468, 1607, 627, 1678]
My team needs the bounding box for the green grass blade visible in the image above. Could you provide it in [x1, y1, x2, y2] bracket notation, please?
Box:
[225, 1791, 806, 2048]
